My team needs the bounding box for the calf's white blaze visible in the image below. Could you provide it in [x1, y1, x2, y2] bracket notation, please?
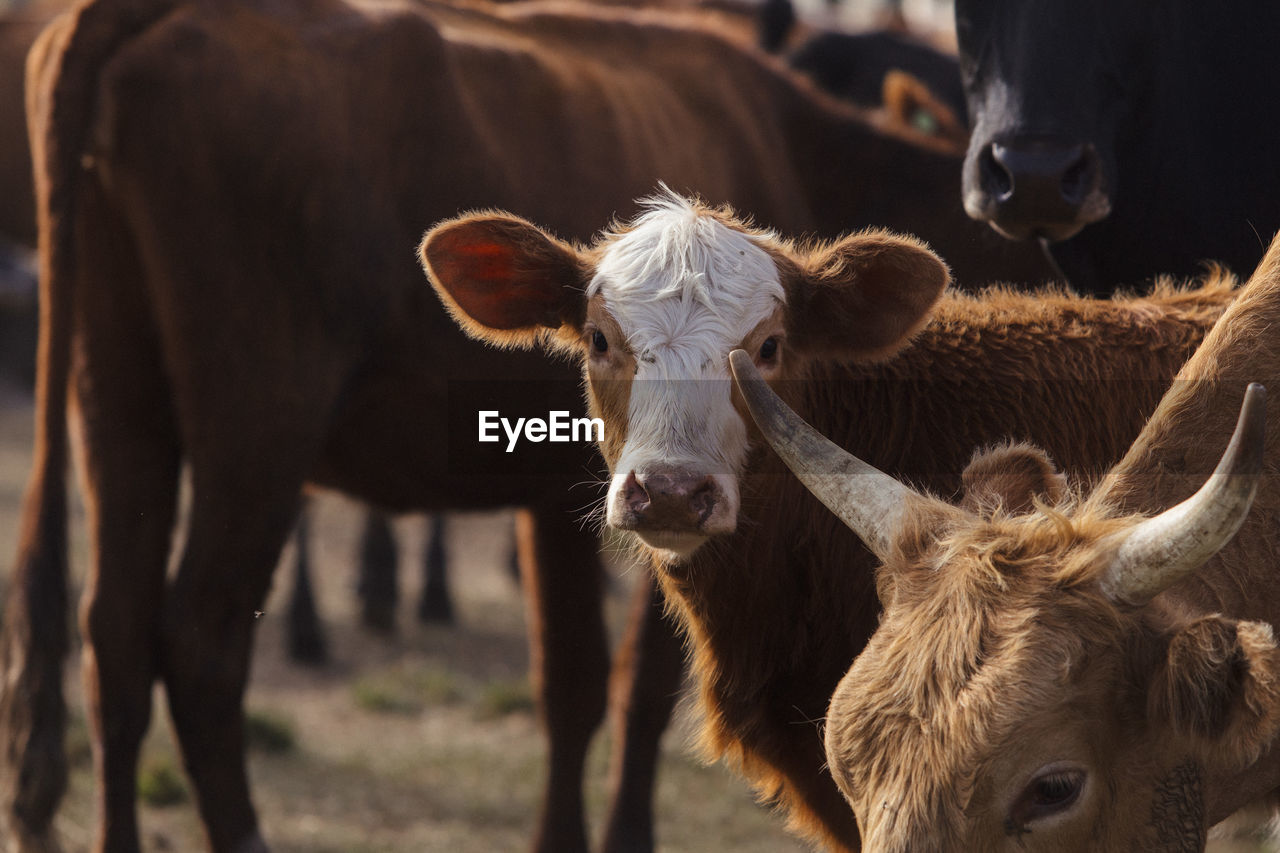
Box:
[589, 193, 785, 557]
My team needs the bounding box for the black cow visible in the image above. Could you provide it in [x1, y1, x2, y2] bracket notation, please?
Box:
[956, 0, 1280, 295]
[789, 29, 965, 125]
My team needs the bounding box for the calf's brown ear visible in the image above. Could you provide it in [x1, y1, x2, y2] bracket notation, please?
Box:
[788, 230, 949, 360]
[420, 214, 588, 348]
[1149, 615, 1280, 770]
[881, 70, 968, 152]
[960, 443, 1066, 515]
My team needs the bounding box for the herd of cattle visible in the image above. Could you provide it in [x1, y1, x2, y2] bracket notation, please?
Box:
[1, 0, 1279, 851]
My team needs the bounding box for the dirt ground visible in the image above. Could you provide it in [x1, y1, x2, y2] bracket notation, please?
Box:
[0, 391, 1276, 852]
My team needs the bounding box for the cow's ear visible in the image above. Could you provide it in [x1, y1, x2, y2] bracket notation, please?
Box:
[960, 443, 1066, 515]
[788, 230, 949, 360]
[1149, 615, 1280, 770]
[881, 70, 968, 151]
[420, 214, 588, 348]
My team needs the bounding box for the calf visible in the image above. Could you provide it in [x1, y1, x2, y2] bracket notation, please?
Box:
[732, 233, 1280, 851]
[423, 190, 1234, 850]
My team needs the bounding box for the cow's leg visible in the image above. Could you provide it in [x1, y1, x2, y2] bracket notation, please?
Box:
[507, 515, 521, 583]
[601, 573, 687, 853]
[57, 189, 184, 853]
[286, 505, 328, 665]
[77, 406, 181, 853]
[159, 470, 305, 853]
[517, 508, 610, 853]
[417, 514, 454, 624]
[357, 508, 399, 633]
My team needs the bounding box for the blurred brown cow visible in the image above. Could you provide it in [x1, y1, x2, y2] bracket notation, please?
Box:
[0, 0, 475, 664]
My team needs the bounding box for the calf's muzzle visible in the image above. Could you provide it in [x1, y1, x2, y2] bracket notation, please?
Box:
[615, 468, 724, 534]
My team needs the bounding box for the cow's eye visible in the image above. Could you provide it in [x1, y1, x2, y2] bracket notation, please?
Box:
[592, 330, 609, 354]
[759, 337, 778, 361]
[1010, 768, 1085, 825]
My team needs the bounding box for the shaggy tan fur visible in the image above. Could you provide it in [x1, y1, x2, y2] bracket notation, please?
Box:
[819, 236, 1280, 850]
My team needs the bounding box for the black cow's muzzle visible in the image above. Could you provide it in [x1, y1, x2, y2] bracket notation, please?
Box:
[964, 136, 1111, 242]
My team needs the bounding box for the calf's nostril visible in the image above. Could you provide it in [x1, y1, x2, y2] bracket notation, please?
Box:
[624, 471, 650, 513]
[981, 143, 1014, 201]
[689, 477, 718, 521]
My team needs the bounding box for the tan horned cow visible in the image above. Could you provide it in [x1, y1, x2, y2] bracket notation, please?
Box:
[730, 233, 1280, 851]
[422, 191, 1239, 850]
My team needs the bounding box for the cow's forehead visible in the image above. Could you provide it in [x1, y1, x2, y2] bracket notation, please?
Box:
[841, 523, 1127, 841]
[586, 195, 785, 361]
[849, 635, 1108, 851]
[842, 611, 1030, 846]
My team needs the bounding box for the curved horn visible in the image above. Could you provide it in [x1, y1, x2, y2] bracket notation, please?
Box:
[1102, 383, 1266, 606]
[729, 349, 924, 561]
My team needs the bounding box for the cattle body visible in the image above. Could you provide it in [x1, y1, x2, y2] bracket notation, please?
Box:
[955, 0, 1280, 295]
[0, 0, 513, 682]
[788, 27, 965, 126]
[422, 190, 1235, 850]
[732, 233, 1280, 851]
[4, 0, 1051, 850]
[755, 0, 968, 151]
[0, 0, 61, 392]
[792, 38, 968, 153]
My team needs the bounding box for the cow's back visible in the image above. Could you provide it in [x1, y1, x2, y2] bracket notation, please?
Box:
[75, 0, 845, 510]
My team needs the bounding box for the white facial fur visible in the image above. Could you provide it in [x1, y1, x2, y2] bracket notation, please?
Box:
[589, 192, 785, 557]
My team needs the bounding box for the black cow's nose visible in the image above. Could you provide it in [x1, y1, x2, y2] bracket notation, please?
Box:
[985, 141, 1097, 206]
[973, 138, 1108, 241]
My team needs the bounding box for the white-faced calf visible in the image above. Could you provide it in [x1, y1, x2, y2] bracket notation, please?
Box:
[424, 190, 948, 559]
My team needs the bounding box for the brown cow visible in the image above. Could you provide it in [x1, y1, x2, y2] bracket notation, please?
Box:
[4, 0, 1050, 850]
[0, 0, 501, 677]
[422, 191, 1237, 851]
[729, 244, 1280, 850]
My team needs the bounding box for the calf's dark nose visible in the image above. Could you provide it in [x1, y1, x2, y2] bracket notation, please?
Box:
[621, 469, 719, 532]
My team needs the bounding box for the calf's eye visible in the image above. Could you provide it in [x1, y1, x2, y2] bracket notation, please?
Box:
[759, 337, 778, 361]
[1010, 769, 1085, 826]
[1031, 774, 1080, 808]
[592, 330, 609, 353]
